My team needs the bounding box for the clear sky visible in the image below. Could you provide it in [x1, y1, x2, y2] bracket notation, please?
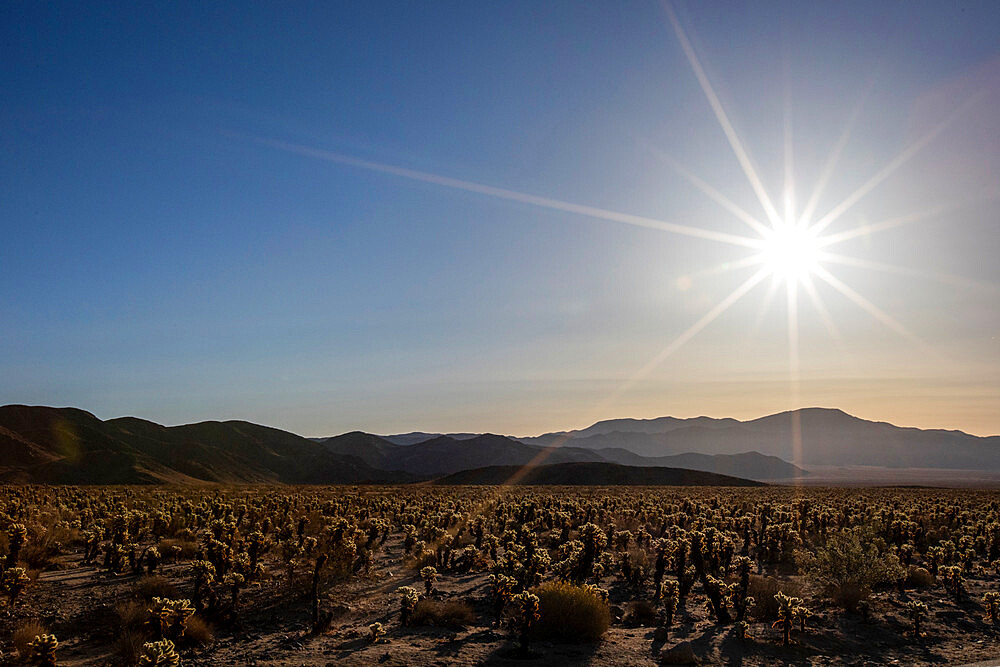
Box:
[2, 1, 999, 437]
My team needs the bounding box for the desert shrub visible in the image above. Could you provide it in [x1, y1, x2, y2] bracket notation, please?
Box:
[135, 575, 179, 600]
[184, 615, 214, 645]
[158, 538, 199, 561]
[906, 566, 934, 589]
[799, 528, 903, 611]
[116, 630, 147, 666]
[13, 620, 47, 659]
[410, 599, 476, 628]
[748, 576, 804, 621]
[19, 540, 62, 571]
[116, 600, 149, 631]
[530, 581, 610, 642]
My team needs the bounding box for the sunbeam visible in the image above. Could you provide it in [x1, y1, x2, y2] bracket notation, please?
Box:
[798, 71, 879, 227]
[799, 274, 855, 369]
[818, 252, 1000, 293]
[606, 267, 769, 404]
[251, 136, 762, 249]
[748, 276, 783, 339]
[650, 148, 772, 237]
[817, 190, 1000, 248]
[786, 280, 803, 471]
[662, 1, 783, 228]
[682, 254, 767, 283]
[812, 265, 924, 347]
[809, 86, 992, 235]
[783, 58, 796, 226]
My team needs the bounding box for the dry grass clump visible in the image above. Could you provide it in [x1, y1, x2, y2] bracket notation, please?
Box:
[158, 538, 199, 560]
[115, 629, 147, 666]
[185, 615, 214, 644]
[135, 575, 179, 600]
[115, 599, 149, 631]
[749, 576, 804, 621]
[19, 540, 62, 571]
[410, 599, 476, 628]
[13, 620, 47, 659]
[531, 581, 610, 642]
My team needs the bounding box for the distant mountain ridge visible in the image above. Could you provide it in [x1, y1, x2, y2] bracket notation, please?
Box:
[342, 407, 1000, 472]
[513, 408, 1000, 469]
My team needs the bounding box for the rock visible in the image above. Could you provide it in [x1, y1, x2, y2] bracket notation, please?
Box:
[660, 641, 700, 665]
[653, 626, 670, 642]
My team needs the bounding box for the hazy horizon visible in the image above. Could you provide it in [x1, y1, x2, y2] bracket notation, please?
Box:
[3, 2, 998, 439]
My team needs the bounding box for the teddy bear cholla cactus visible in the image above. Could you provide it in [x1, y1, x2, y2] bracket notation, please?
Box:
[420, 566, 438, 595]
[137, 639, 180, 667]
[6, 523, 28, 567]
[27, 633, 58, 667]
[397, 586, 420, 626]
[511, 591, 540, 654]
[2, 566, 30, 606]
[148, 597, 195, 640]
[983, 591, 1000, 624]
[772, 591, 804, 646]
[488, 573, 515, 625]
[906, 600, 928, 637]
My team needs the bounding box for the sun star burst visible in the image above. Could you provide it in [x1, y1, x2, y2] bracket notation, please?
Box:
[759, 224, 822, 285]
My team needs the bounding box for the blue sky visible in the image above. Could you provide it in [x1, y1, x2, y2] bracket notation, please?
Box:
[3, 1, 999, 436]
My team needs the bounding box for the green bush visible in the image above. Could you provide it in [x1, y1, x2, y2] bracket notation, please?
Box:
[799, 527, 904, 611]
[530, 581, 610, 642]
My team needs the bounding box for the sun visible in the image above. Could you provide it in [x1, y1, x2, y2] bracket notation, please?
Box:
[759, 224, 822, 284]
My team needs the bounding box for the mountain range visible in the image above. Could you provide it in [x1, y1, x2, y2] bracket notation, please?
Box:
[379, 408, 1000, 471]
[2, 404, 998, 485]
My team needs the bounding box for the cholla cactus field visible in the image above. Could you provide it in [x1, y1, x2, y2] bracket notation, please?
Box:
[1, 485, 1000, 664]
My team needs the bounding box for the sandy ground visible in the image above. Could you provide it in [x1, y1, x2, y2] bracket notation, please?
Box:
[4, 532, 1000, 666]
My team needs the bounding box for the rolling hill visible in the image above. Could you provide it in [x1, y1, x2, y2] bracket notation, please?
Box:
[319, 431, 804, 480]
[0, 405, 414, 484]
[430, 461, 765, 486]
